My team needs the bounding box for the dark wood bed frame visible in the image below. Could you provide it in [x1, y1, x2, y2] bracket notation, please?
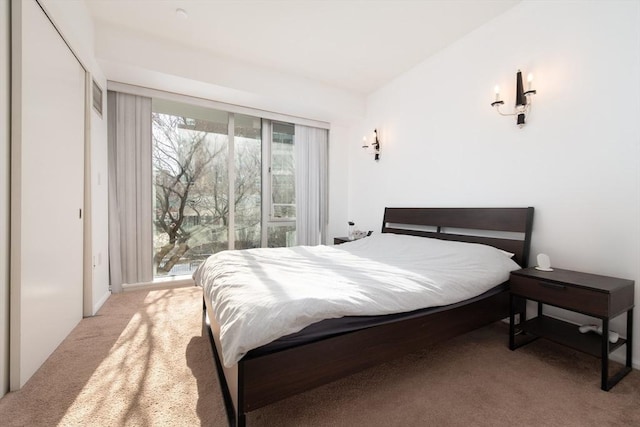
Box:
[202, 207, 535, 426]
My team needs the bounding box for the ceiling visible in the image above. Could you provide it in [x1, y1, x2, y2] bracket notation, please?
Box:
[85, 0, 520, 95]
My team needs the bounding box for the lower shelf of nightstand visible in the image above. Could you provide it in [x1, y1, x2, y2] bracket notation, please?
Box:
[520, 316, 627, 358]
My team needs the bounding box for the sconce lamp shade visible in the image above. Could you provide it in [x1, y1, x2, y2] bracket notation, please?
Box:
[515, 70, 527, 107]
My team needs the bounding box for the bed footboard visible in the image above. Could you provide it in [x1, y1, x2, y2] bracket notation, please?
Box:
[241, 288, 509, 412]
[204, 288, 510, 426]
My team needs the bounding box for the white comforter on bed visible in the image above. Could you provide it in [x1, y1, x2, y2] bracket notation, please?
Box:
[194, 233, 520, 367]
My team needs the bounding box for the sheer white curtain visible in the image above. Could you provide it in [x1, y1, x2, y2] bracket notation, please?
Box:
[107, 91, 153, 292]
[294, 125, 329, 246]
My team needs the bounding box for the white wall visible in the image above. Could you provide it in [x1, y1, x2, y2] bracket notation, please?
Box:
[350, 1, 640, 365]
[0, 0, 10, 400]
[90, 81, 110, 313]
[94, 22, 364, 127]
[40, 0, 110, 314]
[326, 124, 351, 239]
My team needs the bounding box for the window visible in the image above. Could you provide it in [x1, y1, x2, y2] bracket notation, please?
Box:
[270, 122, 295, 220]
[151, 99, 297, 277]
[152, 100, 230, 277]
[234, 114, 262, 250]
[266, 121, 296, 247]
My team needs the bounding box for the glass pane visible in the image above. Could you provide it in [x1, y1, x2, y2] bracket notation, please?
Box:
[267, 224, 296, 248]
[152, 99, 229, 277]
[234, 114, 262, 249]
[271, 122, 295, 219]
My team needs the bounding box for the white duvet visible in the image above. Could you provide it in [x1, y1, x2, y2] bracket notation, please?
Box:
[194, 233, 520, 367]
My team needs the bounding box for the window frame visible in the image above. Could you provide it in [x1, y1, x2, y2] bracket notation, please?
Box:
[261, 120, 296, 248]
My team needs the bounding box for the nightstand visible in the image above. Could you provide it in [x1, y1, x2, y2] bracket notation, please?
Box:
[509, 267, 634, 391]
[334, 231, 373, 245]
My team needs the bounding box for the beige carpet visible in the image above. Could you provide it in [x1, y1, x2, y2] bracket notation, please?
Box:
[1, 286, 639, 427]
[0, 287, 224, 426]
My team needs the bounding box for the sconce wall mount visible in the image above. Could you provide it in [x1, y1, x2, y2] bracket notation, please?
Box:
[492, 70, 536, 128]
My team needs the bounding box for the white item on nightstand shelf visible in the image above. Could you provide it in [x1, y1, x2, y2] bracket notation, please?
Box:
[578, 324, 620, 344]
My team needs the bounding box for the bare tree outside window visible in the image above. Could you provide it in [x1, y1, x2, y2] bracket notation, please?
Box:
[152, 112, 229, 275]
[152, 102, 295, 277]
[234, 115, 263, 249]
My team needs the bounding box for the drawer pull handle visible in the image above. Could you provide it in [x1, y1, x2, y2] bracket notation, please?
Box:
[539, 281, 566, 290]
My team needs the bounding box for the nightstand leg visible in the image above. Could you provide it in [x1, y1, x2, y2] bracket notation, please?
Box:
[509, 295, 537, 350]
[627, 309, 634, 368]
[601, 318, 610, 391]
[509, 294, 515, 350]
[600, 311, 633, 391]
[537, 301, 542, 317]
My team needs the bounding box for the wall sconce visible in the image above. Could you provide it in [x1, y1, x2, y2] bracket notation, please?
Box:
[491, 70, 537, 128]
[361, 129, 380, 161]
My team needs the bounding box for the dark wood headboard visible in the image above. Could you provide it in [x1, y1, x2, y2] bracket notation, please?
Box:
[381, 207, 534, 267]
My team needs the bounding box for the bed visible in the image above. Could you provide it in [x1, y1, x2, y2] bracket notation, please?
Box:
[198, 207, 534, 426]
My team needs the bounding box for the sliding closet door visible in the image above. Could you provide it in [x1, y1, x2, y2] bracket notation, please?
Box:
[10, 0, 85, 389]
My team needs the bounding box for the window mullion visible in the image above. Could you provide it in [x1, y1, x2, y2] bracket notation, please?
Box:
[228, 113, 235, 250]
[261, 119, 271, 248]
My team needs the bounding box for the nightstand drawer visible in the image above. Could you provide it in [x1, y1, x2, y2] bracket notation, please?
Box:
[510, 274, 608, 317]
